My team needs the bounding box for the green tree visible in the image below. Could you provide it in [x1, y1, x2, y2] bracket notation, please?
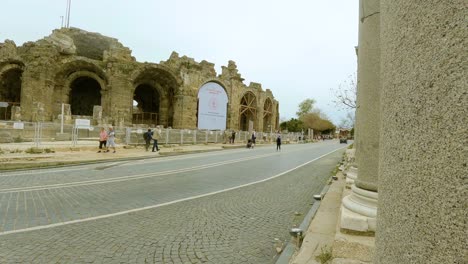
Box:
[296, 98, 316, 119]
[302, 113, 336, 133]
[280, 118, 304, 132]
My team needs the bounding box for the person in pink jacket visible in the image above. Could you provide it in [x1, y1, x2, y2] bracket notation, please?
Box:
[97, 127, 107, 153]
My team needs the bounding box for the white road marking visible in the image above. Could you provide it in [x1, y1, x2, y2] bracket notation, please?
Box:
[0, 146, 346, 236]
[0, 148, 248, 177]
[0, 152, 280, 193]
[0, 145, 334, 192]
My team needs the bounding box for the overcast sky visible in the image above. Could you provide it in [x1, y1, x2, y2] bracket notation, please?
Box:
[1, 0, 358, 124]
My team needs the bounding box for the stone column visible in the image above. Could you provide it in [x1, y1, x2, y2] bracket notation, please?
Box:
[93, 105, 103, 125]
[340, 0, 380, 233]
[21, 63, 55, 121]
[172, 94, 185, 129]
[376, 1, 466, 263]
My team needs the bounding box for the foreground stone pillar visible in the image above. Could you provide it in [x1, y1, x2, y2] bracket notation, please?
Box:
[376, 1, 466, 263]
[340, 0, 380, 233]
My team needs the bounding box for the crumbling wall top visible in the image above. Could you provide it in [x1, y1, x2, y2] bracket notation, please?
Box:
[37, 27, 132, 61]
[161, 51, 216, 76]
[248, 82, 263, 91]
[0, 40, 18, 60]
[220, 60, 244, 82]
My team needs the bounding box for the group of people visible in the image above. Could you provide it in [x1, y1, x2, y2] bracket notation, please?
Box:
[98, 127, 282, 153]
[246, 130, 282, 151]
[97, 127, 116, 153]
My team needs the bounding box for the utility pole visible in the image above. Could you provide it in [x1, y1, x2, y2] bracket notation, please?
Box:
[65, 0, 72, 28]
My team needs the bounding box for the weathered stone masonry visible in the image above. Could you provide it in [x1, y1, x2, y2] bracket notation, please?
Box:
[0, 28, 279, 131]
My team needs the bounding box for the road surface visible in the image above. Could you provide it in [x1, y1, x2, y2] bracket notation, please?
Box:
[0, 141, 348, 263]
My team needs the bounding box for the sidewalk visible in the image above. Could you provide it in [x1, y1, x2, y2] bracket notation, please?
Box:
[290, 172, 346, 264]
[288, 170, 375, 264]
[0, 141, 249, 171]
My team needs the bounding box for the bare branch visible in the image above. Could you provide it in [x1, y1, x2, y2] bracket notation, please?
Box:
[331, 73, 357, 110]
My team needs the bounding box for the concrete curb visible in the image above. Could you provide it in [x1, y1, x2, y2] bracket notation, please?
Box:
[0, 148, 227, 172]
[275, 183, 332, 264]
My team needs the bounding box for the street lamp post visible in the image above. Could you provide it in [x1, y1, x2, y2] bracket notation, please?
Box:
[268, 124, 273, 142]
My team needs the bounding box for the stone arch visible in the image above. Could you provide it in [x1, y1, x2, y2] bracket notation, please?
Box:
[199, 79, 229, 101]
[53, 60, 108, 115]
[239, 91, 257, 131]
[0, 62, 24, 120]
[131, 66, 180, 127]
[263, 97, 273, 132]
[68, 74, 103, 116]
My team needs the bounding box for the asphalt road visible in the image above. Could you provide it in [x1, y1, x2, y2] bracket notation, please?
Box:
[0, 140, 348, 264]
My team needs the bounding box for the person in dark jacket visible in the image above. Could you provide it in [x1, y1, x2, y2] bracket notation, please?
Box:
[231, 130, 236, 144]
[144, 129, 152, 151]
[251, 130, 256, 148]
[276, 132, 282, 151]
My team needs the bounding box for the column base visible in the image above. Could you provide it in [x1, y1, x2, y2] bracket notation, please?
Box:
[340, 185, 377, 232]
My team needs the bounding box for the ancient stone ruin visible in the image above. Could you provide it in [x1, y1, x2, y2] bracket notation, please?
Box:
[0, 28, 279, 131]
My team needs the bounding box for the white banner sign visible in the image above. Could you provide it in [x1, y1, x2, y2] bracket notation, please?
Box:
[197, 82, 228, 130]
[13, 122, 24, 130]
[75, 119, 91, 129]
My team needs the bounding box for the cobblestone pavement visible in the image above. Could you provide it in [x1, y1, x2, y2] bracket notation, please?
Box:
[0, 141, 346, 263]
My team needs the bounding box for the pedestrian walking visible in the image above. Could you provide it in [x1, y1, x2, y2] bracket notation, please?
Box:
[143, 129, 152, 151]
[151, 129, 160, 152]
[251, 130, 256, 148]
[105, 126, 116, 153]
[97, 127, 107, 153]
[276, 132, 282, 151]
[231, 130, 236, 144]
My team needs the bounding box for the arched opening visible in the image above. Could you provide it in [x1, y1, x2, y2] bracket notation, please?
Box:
[263, 98, 273, 132]
[133, 84, 160, 125]
[0, 68, 22, 120]
[132, 67, 178, 127]
[239, 92, 257, 131]
[69, 76, 101, 116]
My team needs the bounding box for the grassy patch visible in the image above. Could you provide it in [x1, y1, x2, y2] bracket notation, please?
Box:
[44, 148, 55, 153]
[9, 149, 22, 154]
[25, 147, 44, 154]
[316, 245, 333, 264]
[331, 163, 340, 176]
[13, 135, 24, 143]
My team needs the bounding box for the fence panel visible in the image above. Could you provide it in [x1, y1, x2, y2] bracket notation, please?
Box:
[1, 120, 285, 152]
[0, 121, 37, 151]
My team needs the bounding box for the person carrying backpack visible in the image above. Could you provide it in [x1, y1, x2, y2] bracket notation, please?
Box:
[143, 129, 152, 151]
